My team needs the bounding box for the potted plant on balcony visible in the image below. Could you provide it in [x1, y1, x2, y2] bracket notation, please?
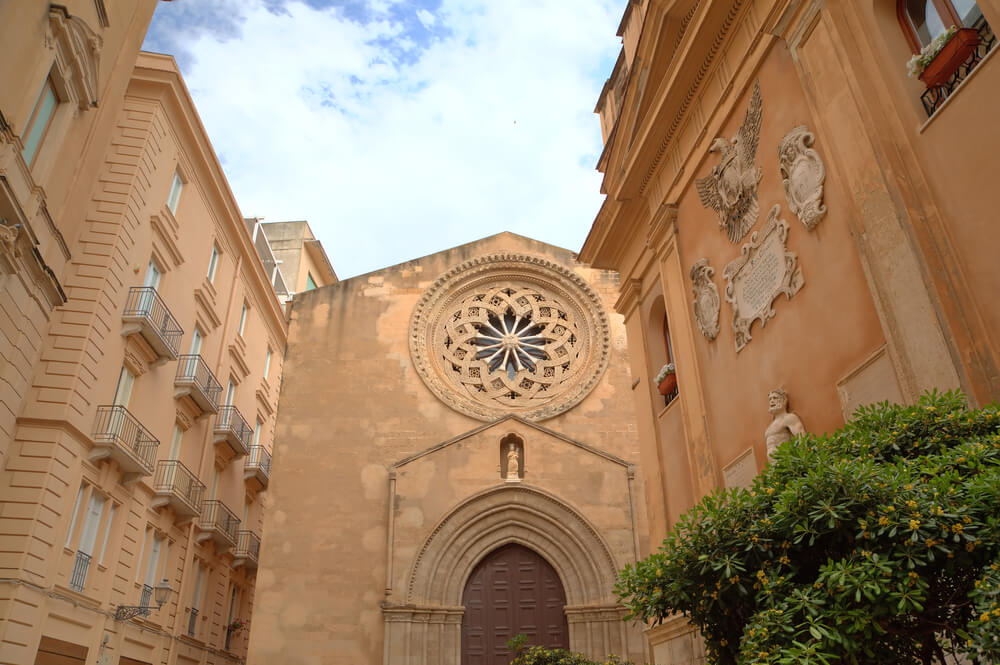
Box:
[907, 25, 981, 87]
[226, 618, 247, 635]
[654, 363, 676, 396]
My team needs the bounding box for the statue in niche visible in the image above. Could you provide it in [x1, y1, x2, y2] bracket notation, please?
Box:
[500, 434, 523, 482]
[506, 442, 520, 482]
[764, 389, 806, 461]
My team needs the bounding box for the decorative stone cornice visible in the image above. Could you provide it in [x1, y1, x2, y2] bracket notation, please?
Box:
[614, 278, 643, 317]
[646, 203, 678, 256]
[48, 6, 103, 109]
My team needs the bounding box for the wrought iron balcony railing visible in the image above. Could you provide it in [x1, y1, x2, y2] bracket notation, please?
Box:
[174, 355, 222, 414]
[213, 406, 252, 458]
[198, 500, 239, 550]
[244, 445, 271, 490]
[91, 405, 158, 477]
[234, 530, 261, 570]
[121, 286, 183, 359]
[188, 607, 199, 636]
[69, 550, 91, 592]
[152, 460, 205, 518]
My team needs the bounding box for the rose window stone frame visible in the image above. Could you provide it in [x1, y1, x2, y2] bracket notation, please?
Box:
[409, 253, 610, 422]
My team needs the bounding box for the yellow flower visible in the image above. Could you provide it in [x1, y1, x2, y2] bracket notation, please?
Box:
[909, 519, 921, 530]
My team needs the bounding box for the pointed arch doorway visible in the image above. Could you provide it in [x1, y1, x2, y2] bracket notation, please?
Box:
[461, 544, 569, 664]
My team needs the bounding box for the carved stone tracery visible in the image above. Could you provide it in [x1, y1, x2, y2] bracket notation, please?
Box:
[409, 253, 610, 422]
[723, 205, 804, 352]
[779, 125, 827, 230]
[689, 258, 720, 341]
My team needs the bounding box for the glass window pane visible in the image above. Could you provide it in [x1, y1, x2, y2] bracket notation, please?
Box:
[21, 81, 57, 166]
[950, 0, 983, 26]
[906, 0, 948, 46]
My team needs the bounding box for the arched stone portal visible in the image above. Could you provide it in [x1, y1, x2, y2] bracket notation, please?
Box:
[461, 544, 569, 664]
[382, 485, 640, 664]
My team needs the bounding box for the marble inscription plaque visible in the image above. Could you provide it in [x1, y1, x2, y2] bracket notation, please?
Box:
[723, 448, 758, 490]
[723, 205, 804, 352]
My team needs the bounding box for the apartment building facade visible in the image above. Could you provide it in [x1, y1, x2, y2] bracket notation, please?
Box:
[0, 4, 288, 662]
[582, 0, 1000, 661]
[258, 220, 338, 301]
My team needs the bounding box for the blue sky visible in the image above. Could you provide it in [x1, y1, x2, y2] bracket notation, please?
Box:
[144, 0, 627, 279]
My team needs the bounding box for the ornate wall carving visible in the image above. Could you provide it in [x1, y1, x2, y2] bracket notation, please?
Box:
[779, 125, 827, 230]
[409, 253, 610, 421]
[723, 205, 804, 352]
[696, 80, 763, 243]
[689, 258, 720, 341]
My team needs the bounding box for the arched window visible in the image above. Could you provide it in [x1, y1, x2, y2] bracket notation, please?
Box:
[898, 0, 984, 50]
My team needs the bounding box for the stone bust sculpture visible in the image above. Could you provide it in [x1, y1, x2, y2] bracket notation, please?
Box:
[506, 442, 520, 481]
[764, 389, 805, 460]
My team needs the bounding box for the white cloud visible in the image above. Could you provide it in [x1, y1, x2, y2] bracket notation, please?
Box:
[416, 8, 436, 28]
[146, 0, 626, 279]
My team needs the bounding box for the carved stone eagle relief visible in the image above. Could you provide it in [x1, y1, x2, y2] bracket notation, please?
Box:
[696, 80, 763, 243]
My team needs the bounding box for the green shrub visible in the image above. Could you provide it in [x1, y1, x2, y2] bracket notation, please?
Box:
[615, 391, 1000, 664]
[506, 634, 635, 665]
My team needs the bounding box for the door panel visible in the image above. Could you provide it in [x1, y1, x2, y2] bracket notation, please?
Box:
[461, 544, 568, 665]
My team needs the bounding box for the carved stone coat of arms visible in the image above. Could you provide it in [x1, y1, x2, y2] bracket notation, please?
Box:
[697, 80, 763, 243]
[689, 259, 720, 341]
[778, 125, 827, 230]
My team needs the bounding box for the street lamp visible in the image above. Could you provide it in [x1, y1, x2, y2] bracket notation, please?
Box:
[114, 579, 174, 621]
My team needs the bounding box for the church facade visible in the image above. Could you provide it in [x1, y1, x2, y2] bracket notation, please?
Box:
[247, 233, 649, 664]
[582, 0, 1000, 661]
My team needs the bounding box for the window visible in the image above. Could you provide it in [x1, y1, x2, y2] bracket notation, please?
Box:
[238, 302, 248, 336]
[113, 366, 135, 407]
[207, 245, 220, 283]
[263, 347, 272, 378]
[21, 78, 58, 166]
[224, 380, 236, 407]
[189, 327, 203, 356]
[899, 0, 984, 49]
[252, 420, 262, 447]
[166, 170, 183, 214]
[168, 425, 183, 459]
[98, 503, 116, 566]
[143, 259, 162, 290]
[65, 484, 85, 548]
[144, 533, 164, 587]
[306, 272, 317, 291]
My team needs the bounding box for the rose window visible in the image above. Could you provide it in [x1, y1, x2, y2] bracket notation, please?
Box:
[410, 253, 609, 421]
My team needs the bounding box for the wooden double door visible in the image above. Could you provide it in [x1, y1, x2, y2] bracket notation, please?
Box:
[461, 544, 569, 664]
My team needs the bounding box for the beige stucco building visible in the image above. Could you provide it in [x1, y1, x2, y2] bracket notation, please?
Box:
[247, 233, 649, 664]
[0, 3, 301, 663]
[582, 0, 1000, 661]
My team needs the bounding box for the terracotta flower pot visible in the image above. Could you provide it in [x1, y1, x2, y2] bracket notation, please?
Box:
[919, 28, 980, 87]
[658, 373, 677, 396]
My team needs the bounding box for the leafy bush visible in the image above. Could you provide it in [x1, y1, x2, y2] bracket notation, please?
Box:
[507, 634, 635, 665]
[615, 392, 1000, 664]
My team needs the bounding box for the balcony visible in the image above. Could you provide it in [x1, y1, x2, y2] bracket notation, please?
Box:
[89, 406, 158, 480]
[121, 287, 183, 360]
[197, 500, 239, 552]
[233, 530, 260, 570]
[174, 355, 221, 415]
[243, 445, 271, 491]
[151, 460, 205, 519]
[69, 551, 91, 592]
[214, 406, 252, 460]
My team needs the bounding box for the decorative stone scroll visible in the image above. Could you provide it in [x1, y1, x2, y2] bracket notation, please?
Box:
[689, 259, 720, 341]
[696, 80, 763, 243]
[779, 125, 827, 230]
[409, 253, 610, 422]
[723, 205, 804, 352]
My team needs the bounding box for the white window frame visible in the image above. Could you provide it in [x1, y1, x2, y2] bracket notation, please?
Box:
[166, 170, 183, 214]
[263, 347, 272, 378]
[238, 302, 248, 337]
[207, 245, 220, 283]
[65, 484, 85, 548]
[98, 503, 116, 566]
